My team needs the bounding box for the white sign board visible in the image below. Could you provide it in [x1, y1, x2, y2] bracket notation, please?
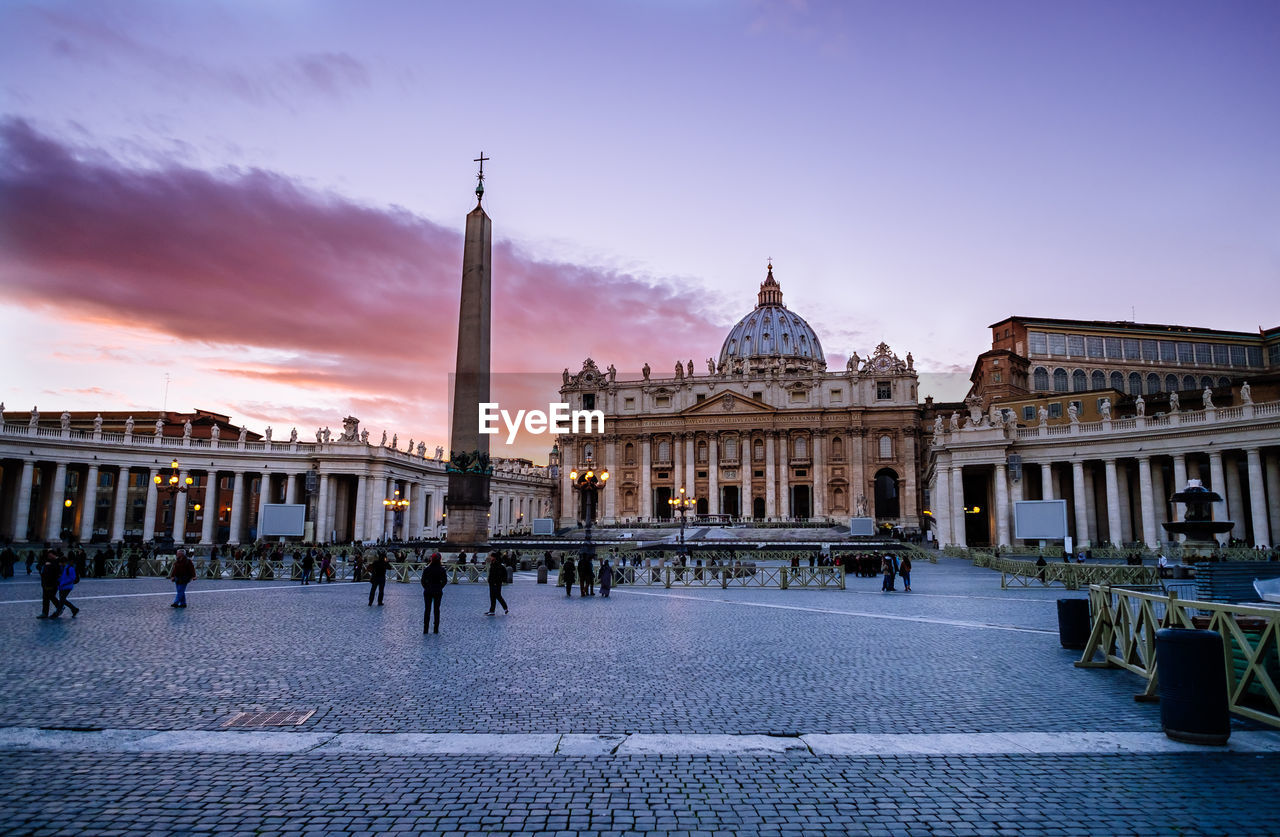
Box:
[260, 503, 306, 537]
[849, 517, 877, 537]
[532, 517, 555, 536]
[1013, 500, 1068, 541]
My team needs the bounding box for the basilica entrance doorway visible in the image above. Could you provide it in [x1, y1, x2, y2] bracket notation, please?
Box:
[753, 497, 765, 519]
[721, 486, 740, 518]
[791, 485, 812, 519]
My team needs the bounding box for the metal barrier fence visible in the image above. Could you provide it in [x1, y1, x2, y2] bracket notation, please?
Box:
[601, 563, 844, 589]
[1076, 584, 1280, 729]
[986, 555, 1159, 590]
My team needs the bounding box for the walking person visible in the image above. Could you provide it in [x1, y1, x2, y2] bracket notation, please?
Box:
[578, 552, 594, 597]
[367, 552, 389, 606]
[561, 553, 576, 597]
[36, 552, 61, 619]
[301, 551, 314, 585]
[599, 557, 613, 598]
[421, 552, 447, 633]
[54, 556, 80, 617]
[899, 554, 912, 592]
[352, 551, 364, 583]
[170, 548, 196, 608]
[880, 555, 895, 592]
[320, 552, 332, 582]
[485, 553, 509, 615]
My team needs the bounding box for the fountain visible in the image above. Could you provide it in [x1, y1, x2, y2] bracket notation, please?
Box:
[1162, 480, 1233, 562]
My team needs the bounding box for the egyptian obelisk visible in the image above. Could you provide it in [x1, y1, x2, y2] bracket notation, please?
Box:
[445, 154, 493, 547]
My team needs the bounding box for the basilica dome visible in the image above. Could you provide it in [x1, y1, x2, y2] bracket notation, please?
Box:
[718, 265, 824, 368]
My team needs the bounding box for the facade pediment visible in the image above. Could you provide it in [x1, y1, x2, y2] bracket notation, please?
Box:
[681, 391, 774, 416]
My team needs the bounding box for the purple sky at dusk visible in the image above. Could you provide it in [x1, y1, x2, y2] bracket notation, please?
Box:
[2, 0, 1278, 463]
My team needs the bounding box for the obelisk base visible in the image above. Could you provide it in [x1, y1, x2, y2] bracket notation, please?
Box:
[445, 471, 490, 548]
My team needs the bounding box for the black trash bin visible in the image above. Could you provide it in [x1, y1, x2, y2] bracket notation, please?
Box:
[1156, 628, 1230, 745]
[1056, 598, 1091, 650]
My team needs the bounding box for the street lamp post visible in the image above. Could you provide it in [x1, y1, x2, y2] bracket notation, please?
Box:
[153, 459, 195, 543]
[569, 459, 609, 560]
[668, 486, 696, 560]
[383, 489, 410, 541]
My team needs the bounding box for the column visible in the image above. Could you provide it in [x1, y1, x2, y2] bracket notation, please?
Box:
[172, 469, 188, 543]
[285, 473, 298, 504]
[604, 437, 618, 523]
[201, 471, 218, 544]
[672, 433, 683, 493]
[1072, 460, 1089, 549]
[79, 464, 100, 543]
[950, 465, 966, 548]
[932, 458, 951, 545]
[1266, 452, 1280, 547]
[1040, 461, 1054, 500]
[812, 434, 825, 520]
[142, 467, 159, 542]
[1172, 453, 1188, 523]
[110, 466, 129, 543]
[562, 444, 577, 525]
[1116, 462, 1132, 544]
[640, 437, 652, 520]
[778, 435, 790, 519]
[408, 482, 422, 539]
[11, 459, 34, 543]
[383, 478, 396, 537]
[1224, 456, 1246, 541]
[227, 471, 245, 545]
[1103, 458, 1122, 546]
[352, 474, 367, 541]
[684, 434, 695, 496]
[739, 437, 750, 520]
[1137, 457, 1158, 549]
[764, 435, 777, 518]
[707, 434, 719, 516]
[1084, 465, 1099, 544]
[1207, 451, 1228, 545]
[256, 474, 270, 541]
[993, 462, 1010, 547]
[45, 461, 68, 542]
[1246, 448, 1271, 548]
[1151, 459, 1169, 533]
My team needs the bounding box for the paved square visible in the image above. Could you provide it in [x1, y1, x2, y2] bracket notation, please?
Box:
[2, 557, 1277, 835]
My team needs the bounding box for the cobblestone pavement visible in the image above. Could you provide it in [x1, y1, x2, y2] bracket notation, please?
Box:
[2, 556, 1277, 835]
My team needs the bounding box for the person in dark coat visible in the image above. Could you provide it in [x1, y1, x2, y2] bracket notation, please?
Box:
[169, 548, 196, 608]
[421, 552, 447, 633]
[301, 551, 314, 584]
[36, 552, 61, 618]
[899, 554, 912, 592]
[561, 555, 575, 597]
[577, 552, 594, 597]
[485, 553, 509, 615]
[599, 558, 613, 598]
[55, 556, 80, 617]
[367, 552, 389, 606]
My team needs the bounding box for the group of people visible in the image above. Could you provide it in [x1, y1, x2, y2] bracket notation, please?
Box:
[559, 552, 614, 598]
[34, 550, 81, 619]
[878, 554, 912, 592]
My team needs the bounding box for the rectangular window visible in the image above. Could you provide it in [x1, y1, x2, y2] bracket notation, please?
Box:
[623, 397, 635, 410]
[1194, 343, 1212, 364]
[655, 396, 670, 407]
[1048, 403, 1062, 418]
[696, 471, 707, 478]
[1028, 331, 1048, 355]
[753, 470, 764, 478]
[1212, 344, 1229, 365]
[1067, 335, 1085, 357]
[1023, 406, 1035, 421]
[795, 469, 807, 477]
[830, 389, 843, 402]
[751, 391, 763, 401]
[1246, 346, 1263, 367]
[1141, 340, 1157, 361]
[992, 372, 1002, 382]
[657, 472, 669, 480]
[876, 381, 892, 400]
[1159, 341, 1178, 363]
[1047, 333, 1067, 355]
[582, 393, 595, 410]
[1105, 337, 1123, 359]
[1086, 336, 1104, 358]
[1229, 345, 1246, 367]
[1177, 342, 1194, 363]
[789, 390, 808, 403]
[1123, 338, 1141, 360]
[696, 393, 706, 403]
[1269, 344, 1280, 365]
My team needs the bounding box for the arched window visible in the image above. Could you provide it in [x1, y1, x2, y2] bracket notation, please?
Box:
[1033, 367, 1049, 390]
[1165, 375, 1179, 394]
[1146, 373, 1161, 394]
[624, 442, 635, 465]
[1183, 375, 1196, 391]
[1128, 372, 1143, 395]
[794, 436, 808, 459]
[724, 436, 738, 461]
[697, 440, 707, 463]
[1110, 371, 1124, 391]
[657, 440, 670, 462]
[879, 435, 892, 459]
[1200, 376, 1213, 390]
[1072, 369, 1087, 392]
[584, 442, 594, 462]
[832, 436, 844, 459]
[1053, 368, 1068, 392]
[1091, 370, 1106, 391]
[753, 439, 764, 461]
[1218, 377, 1230, 388]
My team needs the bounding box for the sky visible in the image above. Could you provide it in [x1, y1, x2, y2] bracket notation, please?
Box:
[1, 0, 1277, 463]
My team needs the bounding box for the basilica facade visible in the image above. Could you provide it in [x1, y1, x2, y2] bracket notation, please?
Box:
[556, 266, 926, 530]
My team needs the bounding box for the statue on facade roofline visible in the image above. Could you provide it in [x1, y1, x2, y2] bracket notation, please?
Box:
[1241, 380, 1252, 404]
[184, 419, 193, 438]
[1203, 386, 1214, 409]
[360, 429, 369, 444]
[949, 412, 960, 432]
[608, 364, 617, 383]
[934, 415, 944, 437]
[435, 445, 444, 459]
[238, 425, 247, 442]
[707, 357, 715, 374]
[1169, 390, 1179, 412]
[322, 427, 331, 443]
[316, 428, 323, 443]
[687, 359, 694, 377]
[1135, 395, 1145, 417]
[93, 414, 103, 433]
[1038, 405, 1048, 425]
[60, 410, 71, 431]
[29, 407, 39, 428]
[391, 433, 398, 450]
[1067, 402, 1078, 424]
[1099, 398, 1112, 421]
[155, 417, 164, 436]
[290, 427, 297, 443]
[211, 423, 220, 440]
[674, 360, 684, 379]
[906, 352, 914, 371]
[642, 362, 650, 381]
[262, 425, 270, 442]
[563, 368, 570, 386]
[124, 415, 134, 434]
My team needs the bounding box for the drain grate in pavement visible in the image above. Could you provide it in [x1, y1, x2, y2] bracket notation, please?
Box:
[222, 710, 315, 728]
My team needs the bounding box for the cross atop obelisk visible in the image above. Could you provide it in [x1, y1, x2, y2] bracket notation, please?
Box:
[446, 157, 494, 547]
